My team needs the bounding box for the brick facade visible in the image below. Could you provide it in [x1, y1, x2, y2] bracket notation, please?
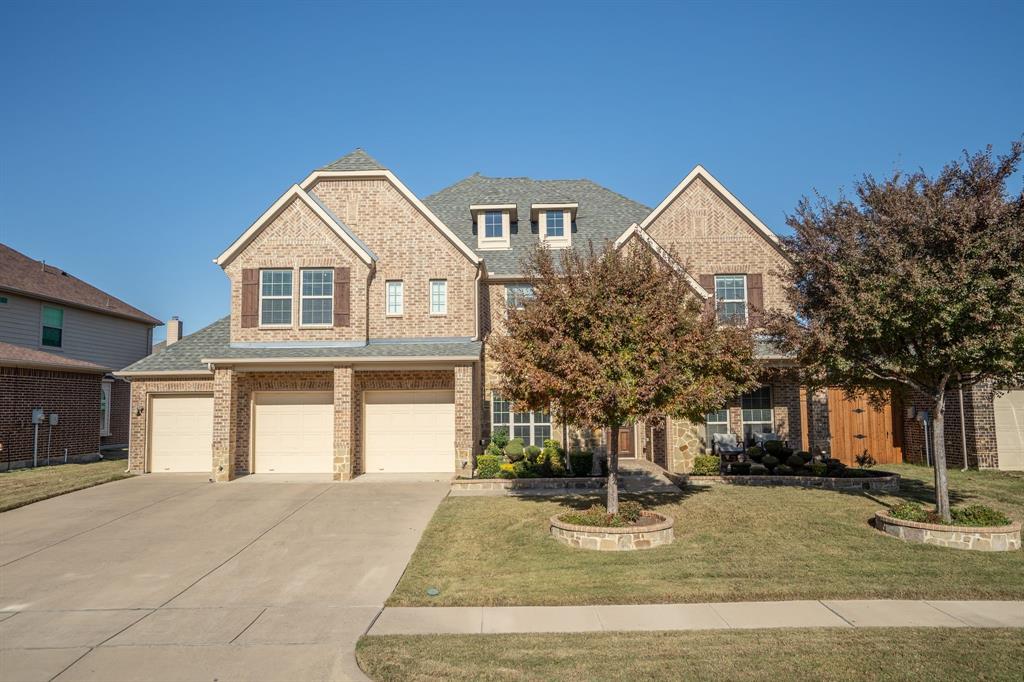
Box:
[0, 367, 102, 469]
[100, 378, 131, 446]
[128, 377, 216, 473]
[902, 380, 1000, 470]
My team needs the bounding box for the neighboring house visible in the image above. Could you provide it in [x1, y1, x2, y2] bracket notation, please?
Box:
[0, 243, 161, 469]
[116, 149, 1023, 478]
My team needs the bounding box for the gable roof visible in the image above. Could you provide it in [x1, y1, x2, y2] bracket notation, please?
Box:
[214, 185, 377, 267]
[614, 224, 710, 299]
[0, 243, 161, 325]
[424, 175, 651, 277]
[320, 148, 386, 171]
[638, 165, 788, 258]
[0, 340, 111, 373]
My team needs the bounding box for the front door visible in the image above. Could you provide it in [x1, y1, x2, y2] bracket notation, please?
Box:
[609, 425, 635, 457]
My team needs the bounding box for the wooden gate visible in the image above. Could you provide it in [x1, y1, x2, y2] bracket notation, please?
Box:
[827, 389, 903, 465]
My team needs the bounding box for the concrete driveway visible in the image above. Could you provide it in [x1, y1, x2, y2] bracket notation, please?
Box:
[0, 473, 449, 681]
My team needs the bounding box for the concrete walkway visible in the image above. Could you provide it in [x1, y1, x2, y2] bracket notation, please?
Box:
[370, 600, 1024, 635]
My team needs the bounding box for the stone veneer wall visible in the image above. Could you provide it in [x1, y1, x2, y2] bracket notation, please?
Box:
[128, 376, 216, 474]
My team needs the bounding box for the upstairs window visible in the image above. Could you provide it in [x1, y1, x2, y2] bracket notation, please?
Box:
[260, 269, 292, 325]
[301, 269, 333, 325]
[506, 284, 535, 310]
[484, 211, 504, 239]
[386, 280, 404, 316]
[714, 275, 747, 325]
[429, 279, 447, 315]
[41, 305, 64, 347]
[545, 210, 564, 237]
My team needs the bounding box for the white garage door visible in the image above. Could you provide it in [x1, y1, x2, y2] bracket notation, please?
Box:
[253, 392, 334, 474]
[995, 389, 1024, 471]
[149, 394, 213, 473]
[364, 390, 455, 473]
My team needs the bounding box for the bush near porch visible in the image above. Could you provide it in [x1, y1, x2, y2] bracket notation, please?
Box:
[389, 464, 1023, 606]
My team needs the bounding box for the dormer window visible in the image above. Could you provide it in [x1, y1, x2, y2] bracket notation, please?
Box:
[471, 204, 516, 250]
[531, 203, 577, 248]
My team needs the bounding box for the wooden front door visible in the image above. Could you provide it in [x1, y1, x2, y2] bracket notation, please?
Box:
[609, 425, 635, 457]
[827, 389, 903, 465]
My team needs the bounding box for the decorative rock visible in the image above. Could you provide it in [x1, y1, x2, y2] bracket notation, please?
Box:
[874, 511, 1021, 552]
[549, 511, 674, 551]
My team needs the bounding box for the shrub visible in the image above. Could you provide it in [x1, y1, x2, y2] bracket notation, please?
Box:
[539, 440, 566, 477]
[855, 450, 877, 468]
[796, 450, 813, 463]
[568, 451, 594, 476]
[490, 427, 509, 450]
[889, 502, 929, 522]
[525, 445, 543, 463]
[748, 463, 769, 475]
[745, 446, 763, 458]
[618, 500, 643, 523]
[809, 462, 827, 476]
[775, 464, 795, 475]
[475, 454, 501, 479]
[560, 502, 643, 528]
[764, 440, 785, 455]
[485, 442, 503, 457]
[504, 438, 525, 462]
[952, 505, 1011, 527]
[512, 460, 536, 478]
[729, 462, 751, 476]
[761, 454, 779, 469]
[786, 454, 805, 469]
[691, 455, 721, 476]
[826, 458, 846, 472]
[498, 462, 516, 479]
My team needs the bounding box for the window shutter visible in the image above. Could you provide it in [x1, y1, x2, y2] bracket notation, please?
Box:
[747, 273, 764, 327]
[699, 275, 715, 315]
[334, 267, 350, 327]
[241, 269, 259, 328]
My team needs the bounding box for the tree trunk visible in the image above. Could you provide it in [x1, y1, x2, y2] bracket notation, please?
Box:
[607, 424, 620, 514]
[932, 389, 951, 523]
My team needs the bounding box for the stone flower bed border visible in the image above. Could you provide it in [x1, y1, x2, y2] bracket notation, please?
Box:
[874, 511, 1021, 551]
[682, 472, 900, 492]
[451, 477, 605, 493]
[550, 510, 674, 551]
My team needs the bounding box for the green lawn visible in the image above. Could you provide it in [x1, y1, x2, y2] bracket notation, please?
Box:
[357, 628, 1024, 681]
[0, 453, 133, 512]
[388, 464, 1024, 606]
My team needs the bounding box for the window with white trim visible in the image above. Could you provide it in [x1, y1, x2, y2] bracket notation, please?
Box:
[301, 269, 333, 325]
[260, 269, 292, 325]
[41, 305, 64, 348]
[505, 284, 534, 310]
[491, 391, 551, 447]
[714, 275, 747, 325]
[741, 386, 773, 444]
[705, 408, 729, 444]
[100, 382, 111, 436]
[386, 280, 404, 315]
[429, 279, 447, 315]
[484, 211, 503, 239]
[545, 210, 564, 237]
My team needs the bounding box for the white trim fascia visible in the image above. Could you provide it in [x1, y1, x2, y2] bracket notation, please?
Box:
[214, 185, 375, 268]
[530, 202, 579, 221]
[202, 355, 481, 365]
[470, 203, 518, 221]
[113, 369, 213, 378]
[614, 224, 710, 299]
[299, 169, 483, 265]
[639, 165, 787, 256]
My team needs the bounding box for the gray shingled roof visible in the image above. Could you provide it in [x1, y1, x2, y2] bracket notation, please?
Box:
[120, 316, 481, 373]
[320, 148, 386, 171]
[424, 175, 651, 276]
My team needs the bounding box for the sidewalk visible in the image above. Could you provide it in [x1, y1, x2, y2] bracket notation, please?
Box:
[369, 600, 1024, 635]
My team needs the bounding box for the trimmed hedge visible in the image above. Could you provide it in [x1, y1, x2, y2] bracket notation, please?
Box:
[691, 455, 721, 476]
[476, 454, 501, 479]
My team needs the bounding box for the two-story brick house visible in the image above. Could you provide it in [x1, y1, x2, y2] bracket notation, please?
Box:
[118, 149, 812, 479]
[0, 243, 161, 469]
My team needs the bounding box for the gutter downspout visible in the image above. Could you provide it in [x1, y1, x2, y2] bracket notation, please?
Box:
[957, 373, 969, 471]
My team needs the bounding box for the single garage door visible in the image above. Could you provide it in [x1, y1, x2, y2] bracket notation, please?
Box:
[253, 392, 334, 473]
[149, 394, 213, 473]
[364, 390, 455, 473]
[994, 389, 1024, 471]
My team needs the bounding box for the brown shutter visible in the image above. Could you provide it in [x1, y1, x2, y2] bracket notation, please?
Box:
[334, 267, 350, 327]
[241, 269, 259, 328]
[747, 273, 764, 327]
[699, 274, 715, 315]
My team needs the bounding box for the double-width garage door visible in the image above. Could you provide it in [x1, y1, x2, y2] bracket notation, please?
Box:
[253, 392, 334, 474]
[363, 390, 455, 473]
[149, 394, 214, 473]
[995, 389, 1024, 471]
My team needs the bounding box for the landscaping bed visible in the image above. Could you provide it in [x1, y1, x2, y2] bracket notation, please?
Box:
[550, 506, 674, 551]
[875, 502, 1021, 551]
[388, 464, 1024, 606]
[687, 471, 900, 492]
[357, 628, 1024, 682]
[473, 429, 599, 481]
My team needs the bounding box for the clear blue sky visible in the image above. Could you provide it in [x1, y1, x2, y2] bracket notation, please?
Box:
[2, 1, 1021, 342]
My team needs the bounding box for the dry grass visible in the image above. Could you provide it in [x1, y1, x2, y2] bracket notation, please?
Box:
[389, 464, 1024, 606]
[0, 453, 132, 512]
[357, 628, 1024, 681]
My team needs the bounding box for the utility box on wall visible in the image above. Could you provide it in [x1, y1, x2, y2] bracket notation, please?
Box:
[31, 408, 44, 424]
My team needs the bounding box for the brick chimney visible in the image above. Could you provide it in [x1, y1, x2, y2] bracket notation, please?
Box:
[166, 316, 183, 346]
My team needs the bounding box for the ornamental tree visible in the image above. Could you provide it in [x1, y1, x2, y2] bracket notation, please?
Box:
[768, 142, 1024, 522]
[490, 242, 759, 513]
